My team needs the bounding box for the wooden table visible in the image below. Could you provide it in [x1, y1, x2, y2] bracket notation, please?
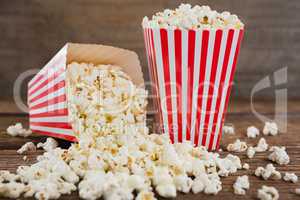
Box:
[0, 100, 300, 199]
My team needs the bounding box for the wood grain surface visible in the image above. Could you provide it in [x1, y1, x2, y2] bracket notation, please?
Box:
[0, 100, 300, 199]
[0, 0, 299, 102]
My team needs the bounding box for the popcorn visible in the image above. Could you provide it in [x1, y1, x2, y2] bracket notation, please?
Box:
[257, 185, 279, 200]
[295, 188, 300, 195]
[226, 139, 248, 152]
[283, 172, 298, 183]
[255, 138, 269, 152]
[242, 163, 250, 170]
[173, 174, 193, 193]
[37, 138, 58, 152]
[233, 175, 249, 195]
[192, 173, 222, 195]
[247, 146, 256, 158]
[0, 170, 20, 183]
[268, 146, 290, 165]
[247, 126, 259, 138]
[223, 125, 235, 135]
[136, 191, 157, 200]
[6, 123, 32, 137]
[0, 182, 26, 198]
[17, 142, 36, 154]
[263, 122, 278, 136]
[142, 3, 244, 29]
[255, 164, 281, 180]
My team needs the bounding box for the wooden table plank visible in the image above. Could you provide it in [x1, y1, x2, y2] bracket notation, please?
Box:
[0, 105, 300, 199]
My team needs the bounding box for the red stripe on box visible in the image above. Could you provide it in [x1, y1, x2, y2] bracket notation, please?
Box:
[160, 29, 174, 143]
[31, 129, 77, 142]
[28, 67, 64, 96]
[216, 29, 244, 149]
[30, 94, 66, 110]
[186, 30, 196, 141]
[174, 29, 183, 142]
[28, 52, 65, 89]
[30, 108, 68, 118]
[194, 30, 209, 146]
[150, 29, 164, 131]
[30, 122, 72, 129]
[29, 80, 65, 104]
[208, 30, 235, 150]
[201, 30, 223, 147]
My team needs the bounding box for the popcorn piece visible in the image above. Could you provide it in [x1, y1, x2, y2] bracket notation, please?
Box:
[0, 170, 20, 183]
[247, 126, 259, 138]
[6, 123, 32, 137]
[37, 138, 58, 152]
[263, 122, 278, 136]
[233, 175, 249, 195]
[136, 191, 157, 200]
[295, 188, 300, 195]
[23, 156, 28, 161]
[255, 164, 281, 180]
[255, 138, 269, 152]
[257, 185, 279, 200]
[223, 125, 235, 135]
[247, 146, 256, 158]
[242, 163, 250, 170]
[283, 172, 298, 183]
[192, 173, 222, 195]
[17, 142, 36, 154]
[173, 174, 193, 193]
[268, 146, 290, 165]
[142, 4, 244, 29]
[227, 139, 247, 152]
[0, 182, 26, 198]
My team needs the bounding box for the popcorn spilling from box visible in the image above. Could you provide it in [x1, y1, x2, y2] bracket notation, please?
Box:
[1, 61, 247, 200]
[142, 3, 244, 29]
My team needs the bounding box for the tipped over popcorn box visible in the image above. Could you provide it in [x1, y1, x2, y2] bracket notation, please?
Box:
[28, 43, 145, 141]
[142, 4, 244, 150]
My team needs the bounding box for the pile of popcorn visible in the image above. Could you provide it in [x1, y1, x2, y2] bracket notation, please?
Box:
[142, 3, 244, 30]
[1, 62, 299, 200]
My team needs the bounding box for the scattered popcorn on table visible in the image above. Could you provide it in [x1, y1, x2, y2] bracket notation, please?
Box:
[17, 142, 36, 154]
[233, 175, 249, 195]
[223, 125, 235, 135]
[283, 172, 298, 183]
[268, 146, 290, 165]
[247, 146, 256, 158]
[257, 185, 279, 200]
[255, 138, 269, 152]
[227, 139, 248, 152]
[263, 122, 278, 136]
[142, 3, 244, 29]
[6, 123, 32, 137]
[247, 126, 260, 138]
[255, 164, 281, 180]
[37, 138, 58, 152]
[243, 163, 250, 170]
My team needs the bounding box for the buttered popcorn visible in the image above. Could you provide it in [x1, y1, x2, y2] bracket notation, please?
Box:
[142, 4, 244, 29]
[6, 123, 32, 137]
[226, 139, 248, 152]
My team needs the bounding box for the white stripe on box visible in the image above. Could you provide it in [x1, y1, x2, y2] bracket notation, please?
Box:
[190, 30, 202, 145]
[153, 29, 169, 135]
[205, 30, 228, 148]
[181, 30, 188, 142]
[28, 45, 67, 87]
[212, 30, 240, 150]
[30, 125, 73, 136]
[198, 30, 216, 146]
[29, 101, 67, 115]
[167, 29, 178, 143]
[28, 64, 64, 94]
[30, 116, 69, 123]
[29, 73, 65, 101]
[29, 87, 65, 107]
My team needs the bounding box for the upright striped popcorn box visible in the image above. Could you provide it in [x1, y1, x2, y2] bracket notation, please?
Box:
[28, 43, 144, 141]
[142, 5, 244, 150]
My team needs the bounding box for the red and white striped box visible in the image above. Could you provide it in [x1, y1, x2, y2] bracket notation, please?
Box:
[143, 28, 244, 150]
[28, 43, 144, 141]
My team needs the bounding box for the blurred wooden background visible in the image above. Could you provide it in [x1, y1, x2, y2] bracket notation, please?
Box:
[0, 0, 299, 106]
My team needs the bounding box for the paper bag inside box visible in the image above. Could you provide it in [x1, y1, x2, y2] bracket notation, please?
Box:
[28, 43, 144, 141]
